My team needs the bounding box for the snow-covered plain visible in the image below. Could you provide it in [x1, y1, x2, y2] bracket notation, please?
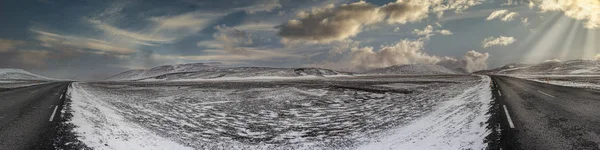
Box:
[509, 75, 600, 90]
[66, 75, 493, 149]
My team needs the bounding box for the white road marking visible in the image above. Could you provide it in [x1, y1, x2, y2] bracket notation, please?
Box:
[49, 106, 58, 121]
[537, 90, 556, 98]
[60, 94, 64, 99]
[503, 105, 515, 129]
[31, 90, 38, 94]
[497, 90, 502, 96]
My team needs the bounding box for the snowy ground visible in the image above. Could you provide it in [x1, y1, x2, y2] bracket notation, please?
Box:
[509, 75, 600, 90]
[66, 75, 493, 150]
[0, 80, 49, 89]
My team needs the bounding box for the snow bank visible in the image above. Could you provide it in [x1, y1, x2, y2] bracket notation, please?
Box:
[357, 76, 492, 149]
[67, 83, 193, 150]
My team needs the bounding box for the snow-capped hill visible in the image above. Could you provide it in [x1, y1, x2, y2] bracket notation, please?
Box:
[0, 68, 52, 80]
[477, 59, 600, 75]
[364, 64, 460, 75]
[107, 62, 352, 81]
[107, 62, 224, 81]
[150, 67, 351, 81]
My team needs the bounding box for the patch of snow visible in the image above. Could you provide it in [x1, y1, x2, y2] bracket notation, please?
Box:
[0, 68, 53, 80]
[67, 82, 193, 150]
[510, 75, 600, 90]
[357, 76, 492, 150]
[571, 68, 594, 74]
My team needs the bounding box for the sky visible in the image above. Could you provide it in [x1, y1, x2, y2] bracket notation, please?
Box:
[0, 0, 599, 80]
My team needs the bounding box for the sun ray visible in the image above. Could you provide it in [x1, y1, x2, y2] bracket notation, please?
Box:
[516, 12, 561, 56]
[523, 14, 571, 63]
[583, 28, 597, 58]
[559, 20, 581, 60]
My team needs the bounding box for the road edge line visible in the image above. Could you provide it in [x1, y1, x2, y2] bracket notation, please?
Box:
[503, 105, 515, 129]
[49, 106, 58, 121]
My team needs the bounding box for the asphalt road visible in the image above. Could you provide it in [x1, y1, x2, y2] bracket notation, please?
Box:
[0, 82, 71, 150]
[490, 76, 600, 150]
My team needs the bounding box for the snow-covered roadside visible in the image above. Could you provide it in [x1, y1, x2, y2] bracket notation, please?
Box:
[357, 76, 492, 149]
[66, 82, 193, 150]
[509, 75, 600, 90]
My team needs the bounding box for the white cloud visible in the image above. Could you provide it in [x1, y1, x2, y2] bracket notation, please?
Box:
[502, 12, 519, 21]
[89, 20, 175, 44]
[530, 0, 600, 28]
[90, 8, 227, 48]
[521, 17, 529, 26]
[277, 0, 485, 44]
[438, 29, 453, 35]
[487, 10, 509, 20]
[482, 36, 516, 48]
[380, 1, 430, 24]
[487, 10, 519, 22]
[437, 50, 490, 72]
[412, 24, 453, 39]
[212, 25, 254, 55]
[31, 28, 137, 54]
[307, 39, 490, 72]
[242, 0, 281, 14]
[277, 1, 385, 44]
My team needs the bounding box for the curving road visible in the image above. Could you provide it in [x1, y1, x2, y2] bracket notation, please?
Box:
[490, 75, 600, 150]
[0, 82, 71, 150]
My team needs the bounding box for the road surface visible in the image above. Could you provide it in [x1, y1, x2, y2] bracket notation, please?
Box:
[0, 82, 71, 150]
[490, 76, 600, 150]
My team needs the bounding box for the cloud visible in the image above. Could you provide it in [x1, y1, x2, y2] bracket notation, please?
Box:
[242, 0, 281, 14]
[0, 39, 25, 52]
[487, 10, 508, 20]
[276, 1, 385, 44]
[31, 28, 137, 54]
[149, 12, 224, 34]
[277, 0, 484, 44]
[89, 20, 175, 44]
[412, 24, 453, 39]
[380, 1, 429, 24]
[430, 0, 485, 18]
[521, 17, 529, 26]
[530, 0, 600, 28]
[437, 50, 490, 72]
[487, 10, 519, 22]
[306, 39, 490, 72]
[90, 3, 227, 47]
[212, 25, 254, 55]
[482, 36, 516, 48]
[595, 54, 600, 61]
[232, 22, 278, 32]
[308, 40, 440, 71]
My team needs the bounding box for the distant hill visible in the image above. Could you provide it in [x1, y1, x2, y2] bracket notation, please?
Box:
[475, 59, 600, 75]
[107, 63, 352, 81]
[364, 64, 461, 75]
[0, 69, 52, 80]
